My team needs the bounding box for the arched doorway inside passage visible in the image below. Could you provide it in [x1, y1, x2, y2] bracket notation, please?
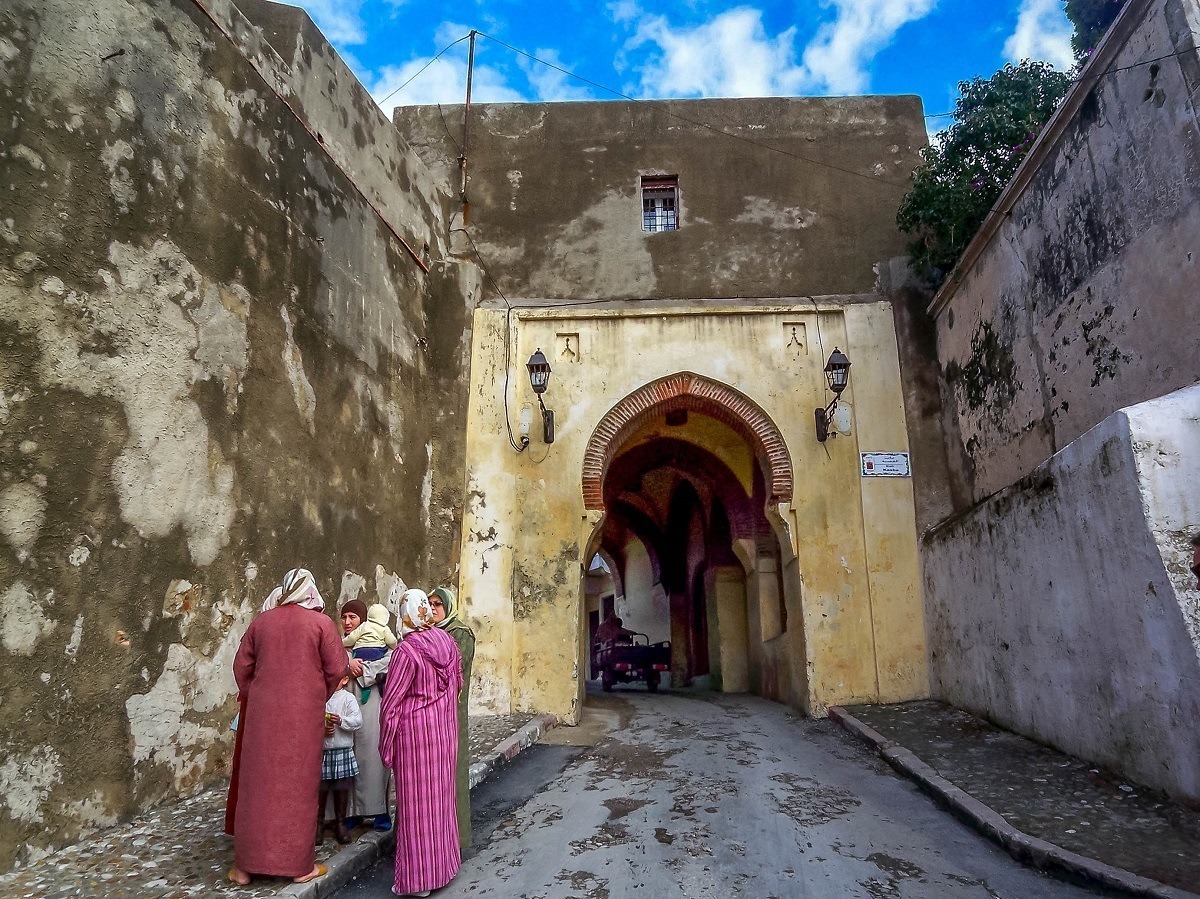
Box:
[578, 372, 807, 708]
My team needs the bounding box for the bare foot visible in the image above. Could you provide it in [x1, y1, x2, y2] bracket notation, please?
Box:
[226, 867, 251, 886]
[293, 864, 326, 884]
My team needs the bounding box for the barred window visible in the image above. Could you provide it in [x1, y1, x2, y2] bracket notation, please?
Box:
[641, 175, 679, 232]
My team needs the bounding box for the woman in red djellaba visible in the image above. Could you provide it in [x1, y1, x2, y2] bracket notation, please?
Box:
[226, 568, 348, 886]
[379, 589, 463, 897]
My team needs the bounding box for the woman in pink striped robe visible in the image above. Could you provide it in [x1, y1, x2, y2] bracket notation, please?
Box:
[379, 589, 464, 896]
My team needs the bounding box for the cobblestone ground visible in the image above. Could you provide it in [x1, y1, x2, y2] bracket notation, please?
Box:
[847, 700, 1200, 892]
[0, 714, 535, 899]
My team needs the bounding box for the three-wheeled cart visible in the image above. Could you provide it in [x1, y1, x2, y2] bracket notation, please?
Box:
[593, 633, 671, 692]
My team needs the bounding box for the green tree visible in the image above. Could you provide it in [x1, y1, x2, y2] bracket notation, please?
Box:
[1065, 0, 1128, 58]
[897, 60, 1072, 288]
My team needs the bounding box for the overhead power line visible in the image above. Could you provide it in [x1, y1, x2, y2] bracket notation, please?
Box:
[375, 32, 473, 108]
[381, 28, 1200, 193]
[473, 31, 912, 189]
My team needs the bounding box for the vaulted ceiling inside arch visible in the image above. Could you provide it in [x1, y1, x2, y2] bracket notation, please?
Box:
[598, 408, 772, 581]
[610, 410, 757, 501]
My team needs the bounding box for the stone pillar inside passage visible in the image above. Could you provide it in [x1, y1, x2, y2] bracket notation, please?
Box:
[754, 556, 784, 643]
[708, 565, 750, 693]
[669, 592, 691, 686]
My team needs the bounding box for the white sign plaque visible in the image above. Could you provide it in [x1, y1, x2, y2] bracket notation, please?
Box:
[861, 452, 911, 478]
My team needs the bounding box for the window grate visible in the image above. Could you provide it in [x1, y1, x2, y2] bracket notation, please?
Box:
[641, 175, 679, 232]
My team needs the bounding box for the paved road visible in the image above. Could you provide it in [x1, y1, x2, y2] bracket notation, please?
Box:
[335, 690, 1116, 898]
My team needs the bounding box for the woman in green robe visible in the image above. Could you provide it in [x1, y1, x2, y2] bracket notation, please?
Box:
[430, 586, 475, 848]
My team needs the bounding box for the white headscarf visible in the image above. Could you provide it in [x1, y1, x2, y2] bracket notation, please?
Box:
[260, 568, 325, 612]
[397, 588, 435, 636]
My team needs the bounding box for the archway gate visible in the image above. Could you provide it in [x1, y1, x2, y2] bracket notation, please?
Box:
[454, 303, 928, 727]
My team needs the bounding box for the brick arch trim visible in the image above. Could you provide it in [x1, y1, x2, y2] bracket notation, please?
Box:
[581, 372, 793, 511]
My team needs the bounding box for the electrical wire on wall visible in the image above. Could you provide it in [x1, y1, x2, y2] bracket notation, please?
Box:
[413, 22, 1199, 463]
[808, 295, 832, 461]
[449, 227, 528, 454]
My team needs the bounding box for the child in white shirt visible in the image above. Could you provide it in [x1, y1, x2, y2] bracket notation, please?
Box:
[318, 675, 363, 844]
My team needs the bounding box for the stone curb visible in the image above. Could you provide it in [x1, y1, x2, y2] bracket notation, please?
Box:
[468, 713, 559, 791]
[281, 713, 559, 899]
[828, 707, 1199, 899]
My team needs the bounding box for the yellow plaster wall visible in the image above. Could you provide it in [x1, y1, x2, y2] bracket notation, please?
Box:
[457, 299, 927, 721]
[845, 303, 931, 702]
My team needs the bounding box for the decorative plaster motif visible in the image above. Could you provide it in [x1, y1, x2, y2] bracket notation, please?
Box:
[783, 322, 808, 359]
[557, 332, 580, 363]
[581, 372, 793, 510]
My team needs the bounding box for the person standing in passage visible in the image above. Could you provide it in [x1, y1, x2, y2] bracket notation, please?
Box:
[227, 568, 347, 886]
[594, 612, 632, 645]
[342, 596, 396, 831]
[430, 587, 475, 849]
[379, 589, 463, 897]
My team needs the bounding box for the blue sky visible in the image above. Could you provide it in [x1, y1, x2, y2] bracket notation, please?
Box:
[289, 0, 1077, 123]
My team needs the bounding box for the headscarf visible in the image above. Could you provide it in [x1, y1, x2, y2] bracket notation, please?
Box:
[260, 568, 325, 612]
[379, 600, 463, 770]
[430, 587, 460, 629]
[385, 579, 406, 619]
[397, 589, 435, 637]
[340, 598, 368, 622]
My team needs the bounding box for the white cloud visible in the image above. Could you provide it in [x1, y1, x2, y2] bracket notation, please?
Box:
[369, 21, 523, 108]
[1004, 0, 1075, 70]
[620, 2, 937, 99]
[371, 57, 525, 108]
[434, 20, 474, 48]
[520, 49, 596, 101]
[608, 0, 641, 25]
[799, 0, 939, 94]
[369, 23, 597, 109]
[627, 8, 806, 97]
[291, 0, 368, 47]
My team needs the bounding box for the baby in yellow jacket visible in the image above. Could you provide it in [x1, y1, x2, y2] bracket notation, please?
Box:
[343, 603, 397, 702]
[343, 603, 397, 657]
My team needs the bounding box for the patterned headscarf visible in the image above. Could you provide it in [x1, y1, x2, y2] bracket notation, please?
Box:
[397, 589, 435, 636]
[430, 587, 460, 630]
[260, 568, 325, 612]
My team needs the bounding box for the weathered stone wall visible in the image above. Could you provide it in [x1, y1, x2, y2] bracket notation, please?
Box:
[932, 0, 1200, 505]
[922, 0, 1200, 799]
[924, 385, 1200, 800]
[394, 93, 933, 726]
[395, 96, 926, 301]
[0, 0, 475, 869]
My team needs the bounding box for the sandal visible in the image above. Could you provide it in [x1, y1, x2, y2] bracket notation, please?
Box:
[293, 864, 327, 884]
[226, 868, 251, 886]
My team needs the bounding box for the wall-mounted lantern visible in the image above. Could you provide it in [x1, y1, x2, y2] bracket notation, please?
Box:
[815, 347, 851, 443]
[526, 349, 555, 445]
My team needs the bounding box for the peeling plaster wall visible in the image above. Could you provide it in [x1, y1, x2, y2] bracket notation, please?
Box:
[921, 0, 1200, 799]
[933, 0, 1200, 505]
[395, 96, 926, 301]
[0, 0, 475, 870]
[924, 385, 1200, 800]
